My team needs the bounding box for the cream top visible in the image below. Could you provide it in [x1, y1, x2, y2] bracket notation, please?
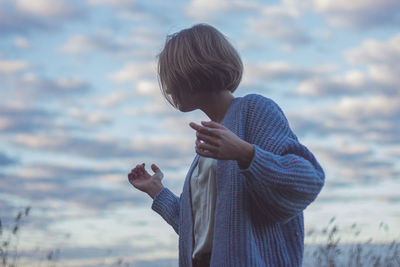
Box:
[190, 156, 217, 259]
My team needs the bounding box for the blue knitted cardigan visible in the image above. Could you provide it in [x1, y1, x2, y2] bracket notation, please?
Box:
[151, 94, 325, 267]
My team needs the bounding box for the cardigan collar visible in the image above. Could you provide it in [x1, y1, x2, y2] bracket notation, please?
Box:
[180, 96, 243, 266]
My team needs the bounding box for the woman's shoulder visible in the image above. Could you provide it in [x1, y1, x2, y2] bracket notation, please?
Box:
[241, 93, 283, 113]
[239, 93, 294, 143]
[239, 93, 289, 125]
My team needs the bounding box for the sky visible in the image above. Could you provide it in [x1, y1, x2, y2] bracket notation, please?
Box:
[0, 0, 399, 266]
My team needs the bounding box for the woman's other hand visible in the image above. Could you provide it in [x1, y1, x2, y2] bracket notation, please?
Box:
[189, 121, 255, 169]
[128, 163, 164, 199]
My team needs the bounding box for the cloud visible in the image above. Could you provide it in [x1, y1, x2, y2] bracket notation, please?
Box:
[326, 95, 400, 120]
[3, 72, 91, 101]
[0, 103, 64, 133]
[14, 163, 111, 180]
[12, 132, 194, 159]
[0, 58, 31, 74]
[312, 0, 400, 30]
[384, 146, 400, 158]
[15, 0, 76, 17]
[134, 258, 178, 267]
[136, 80, 160, 97]
[59, 33, 126, 56]
[59, 28, 163, 59]
[206, 0, 400, 34]
[124, 101, 173, 117]
[0, 57, 90, 103]
[247, 5, 311, 48]
[0, 152, 18, 166]
[345, 34, 400, 65]
[0, 164, 148, 212]
[13, 133, 133, 158]
[23, 74, 90, 95]
[310, 142, 398, 185]
[13, 37, 31, 49]
[67, 108, 113, 129]
[86, 0, 136, 8]
[295, 34, 400, 97]
[242, 61, 335, 85]
[294, 71, 367, 97]
[85, 0, 160, 22]
[186, 0, 230, 19]
[288, 94, 400, 145]
[0, 99, 112, 135]
[344, 34, 400, 90]
[108, 61, 156, 84]
[186, 0, 259, 20]
[94, 89, 135, 108]
[0, 0, 83, 35]
[15, 0, 71, 17]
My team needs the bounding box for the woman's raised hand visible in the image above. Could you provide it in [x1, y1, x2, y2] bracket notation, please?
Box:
[189, 121, 255, 169]
[128, 163, 164, 199]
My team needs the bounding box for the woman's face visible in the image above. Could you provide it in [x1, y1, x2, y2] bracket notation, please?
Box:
[168, 88, 200, 112]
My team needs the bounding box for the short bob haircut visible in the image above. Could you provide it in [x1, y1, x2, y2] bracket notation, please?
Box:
[157, 23, 243, 109]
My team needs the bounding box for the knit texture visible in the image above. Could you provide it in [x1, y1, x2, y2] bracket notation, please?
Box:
[151, 94, 325, 267]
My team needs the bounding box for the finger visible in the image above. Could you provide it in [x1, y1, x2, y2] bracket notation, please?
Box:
[195, 146, 215, 158]
[196, 132, 219, 146]
[195, 138, 208, 150]
[151, 163, 161, 174]
[131, 169, 139, 177]
[201, 120, 225, 130]
[190, 122, 218, 135]
[195, 138, 201, 147]
[196, 141, 218, 153]
[128, 173, 135, 181]
[138, 163, 145, 172]
[189, 122, 202, 131]
[189, 122, 216, 136]
[130, 167, 140, 177]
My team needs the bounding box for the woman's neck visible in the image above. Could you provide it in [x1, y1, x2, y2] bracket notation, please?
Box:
[199, 90, 235, 123]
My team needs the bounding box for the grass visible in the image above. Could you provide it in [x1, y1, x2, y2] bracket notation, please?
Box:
[304, 216, 400, 267]
[0, 207, 62, 267]
[1, 206, 29, 267]
[1, 208, 399, 266]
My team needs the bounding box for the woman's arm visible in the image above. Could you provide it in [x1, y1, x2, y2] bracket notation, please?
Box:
[239, 95, 325, 223]
[128, 163, 181, 234]
[239, 136, 325, 223]
[151, 188, 181, 235]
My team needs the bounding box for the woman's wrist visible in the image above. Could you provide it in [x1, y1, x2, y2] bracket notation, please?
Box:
[237, 141, 255, 169]
[147, 181, 164, 199]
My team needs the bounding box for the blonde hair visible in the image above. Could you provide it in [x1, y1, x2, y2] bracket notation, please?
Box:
[157, 23, 243, 109]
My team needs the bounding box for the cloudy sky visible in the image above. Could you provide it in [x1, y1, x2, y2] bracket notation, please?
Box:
[1, 0, 399, 266]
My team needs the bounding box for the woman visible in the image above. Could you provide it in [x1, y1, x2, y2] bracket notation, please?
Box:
[128, 23, 325, 267]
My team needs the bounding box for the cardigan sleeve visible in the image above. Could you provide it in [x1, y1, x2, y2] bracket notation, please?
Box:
[239, 94, 325, 224]
[151, 187, 180, 235]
